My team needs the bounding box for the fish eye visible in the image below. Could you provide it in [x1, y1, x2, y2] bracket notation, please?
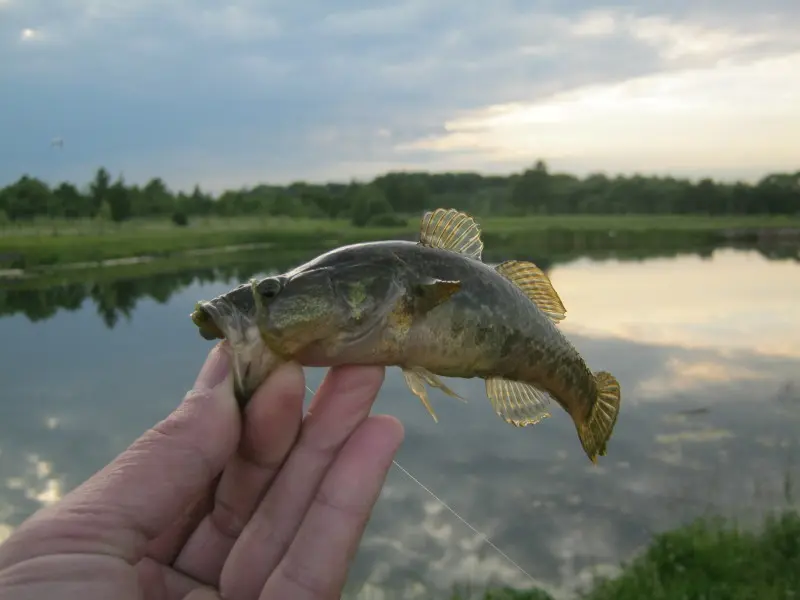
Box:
[257, 277, 283, 299]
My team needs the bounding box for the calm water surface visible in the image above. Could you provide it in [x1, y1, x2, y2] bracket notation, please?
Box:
[1, 247, 799, 599]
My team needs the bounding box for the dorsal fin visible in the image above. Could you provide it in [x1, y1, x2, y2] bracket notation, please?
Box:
[496, 260, 566, 323]
[419, 208, 484, 260]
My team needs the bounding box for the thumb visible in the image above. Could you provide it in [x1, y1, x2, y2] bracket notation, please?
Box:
[0, 343, 242, 568]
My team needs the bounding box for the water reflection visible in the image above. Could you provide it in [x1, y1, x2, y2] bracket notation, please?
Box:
[1, 245, 799, 599]
[1, 238, 797, 330]
[554, 249, 800, 359]
[341, 336, 799, 598]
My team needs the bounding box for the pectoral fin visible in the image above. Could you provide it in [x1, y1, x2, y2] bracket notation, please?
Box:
[411, 277, 462, 314]
[485, 377, 552, 427]
[402, 366, 465, 423]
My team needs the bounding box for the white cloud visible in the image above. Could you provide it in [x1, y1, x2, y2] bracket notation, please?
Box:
[399, 50, 800, 178]
[568, 10, 618, 37]
[626, 15, 771, 62]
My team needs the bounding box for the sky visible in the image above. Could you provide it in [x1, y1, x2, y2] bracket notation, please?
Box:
[2, 0, 800, 192]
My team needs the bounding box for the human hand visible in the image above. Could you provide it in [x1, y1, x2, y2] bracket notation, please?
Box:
[0, 343, 404, 599]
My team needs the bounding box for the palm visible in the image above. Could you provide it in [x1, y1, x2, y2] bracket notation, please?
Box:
[0, 352, 403, 600]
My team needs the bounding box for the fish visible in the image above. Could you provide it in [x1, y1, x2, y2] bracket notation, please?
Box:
[191, 208, 621, 463]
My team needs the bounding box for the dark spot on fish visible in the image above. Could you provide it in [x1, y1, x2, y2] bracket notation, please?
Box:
[500, 332, 517, 359]
[451, 319, 465, 337]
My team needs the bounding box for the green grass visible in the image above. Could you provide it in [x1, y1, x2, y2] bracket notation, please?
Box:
[0, 217, 403, 269]
[480, 213, 799, 232]
[460, 509, 800, 600]
[1, 214, 798, 270]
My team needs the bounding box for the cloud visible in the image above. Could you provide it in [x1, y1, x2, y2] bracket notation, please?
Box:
[399, 51, 800, 178]
[1, 0, 799, 191]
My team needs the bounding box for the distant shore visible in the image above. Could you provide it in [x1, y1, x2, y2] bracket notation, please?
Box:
[1, 214, 798, 279]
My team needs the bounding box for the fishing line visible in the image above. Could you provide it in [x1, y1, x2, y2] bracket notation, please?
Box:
[304, 382, 541, 588]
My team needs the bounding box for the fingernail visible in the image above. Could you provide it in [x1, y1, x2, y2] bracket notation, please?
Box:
[194, 343, 230, 390]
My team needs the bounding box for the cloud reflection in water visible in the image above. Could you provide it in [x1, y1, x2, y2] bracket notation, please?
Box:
[0, 249, 798, 599]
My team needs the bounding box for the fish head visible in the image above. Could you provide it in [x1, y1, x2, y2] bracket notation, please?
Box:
[250, 268, 347, 356]
[191, 281, 282, 406]
[191, 258, 404, 400]
[191, 280, 259, 342]
[255, 263, 405, 359]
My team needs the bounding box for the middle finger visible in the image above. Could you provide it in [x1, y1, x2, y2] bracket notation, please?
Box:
[173, 360, 306, 584]
[220, 364, 385, 600]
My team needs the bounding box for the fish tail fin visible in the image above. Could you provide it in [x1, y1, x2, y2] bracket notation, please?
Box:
[577, 371, 621, 463]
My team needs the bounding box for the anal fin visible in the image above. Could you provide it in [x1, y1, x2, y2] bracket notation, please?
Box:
[402, 366, 465, 423]
[485, 377, 552, 427]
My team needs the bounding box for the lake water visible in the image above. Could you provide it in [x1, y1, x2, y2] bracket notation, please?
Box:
[1, 245, 799, 599]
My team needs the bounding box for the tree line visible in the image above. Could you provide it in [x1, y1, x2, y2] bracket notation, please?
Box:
[1, 161, 798, 227]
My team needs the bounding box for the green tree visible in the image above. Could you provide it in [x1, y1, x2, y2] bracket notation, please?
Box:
[350, 184, 393, 227]
[107, 176, 132, 222]
[3, 176, 52, 220]
[89, 167, 111, 217]
[372, 172, 430, 213]
[189, 184, 214, 215]
[510, 160, 551, 213]
[54, 182, 90, 219]
[96, 200, 112, 222]
[138, 178, 175, 216]
[3, 163, 800, 223]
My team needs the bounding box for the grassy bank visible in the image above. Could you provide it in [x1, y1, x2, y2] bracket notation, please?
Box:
[0, 217, 384, 270]
[459, 509, 800, 600]
[2, 214, 798, 271]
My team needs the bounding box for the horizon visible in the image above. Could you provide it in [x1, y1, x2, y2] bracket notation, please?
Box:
[4, 162, 800, 198]
[6, 165, 800, 199]
[2, 1, 800, 194]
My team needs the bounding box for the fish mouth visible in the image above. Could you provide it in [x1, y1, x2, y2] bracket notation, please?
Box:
[190, 292, 280, 408]
[191, 303, 226, 340]
[190, 295, 253, 342]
